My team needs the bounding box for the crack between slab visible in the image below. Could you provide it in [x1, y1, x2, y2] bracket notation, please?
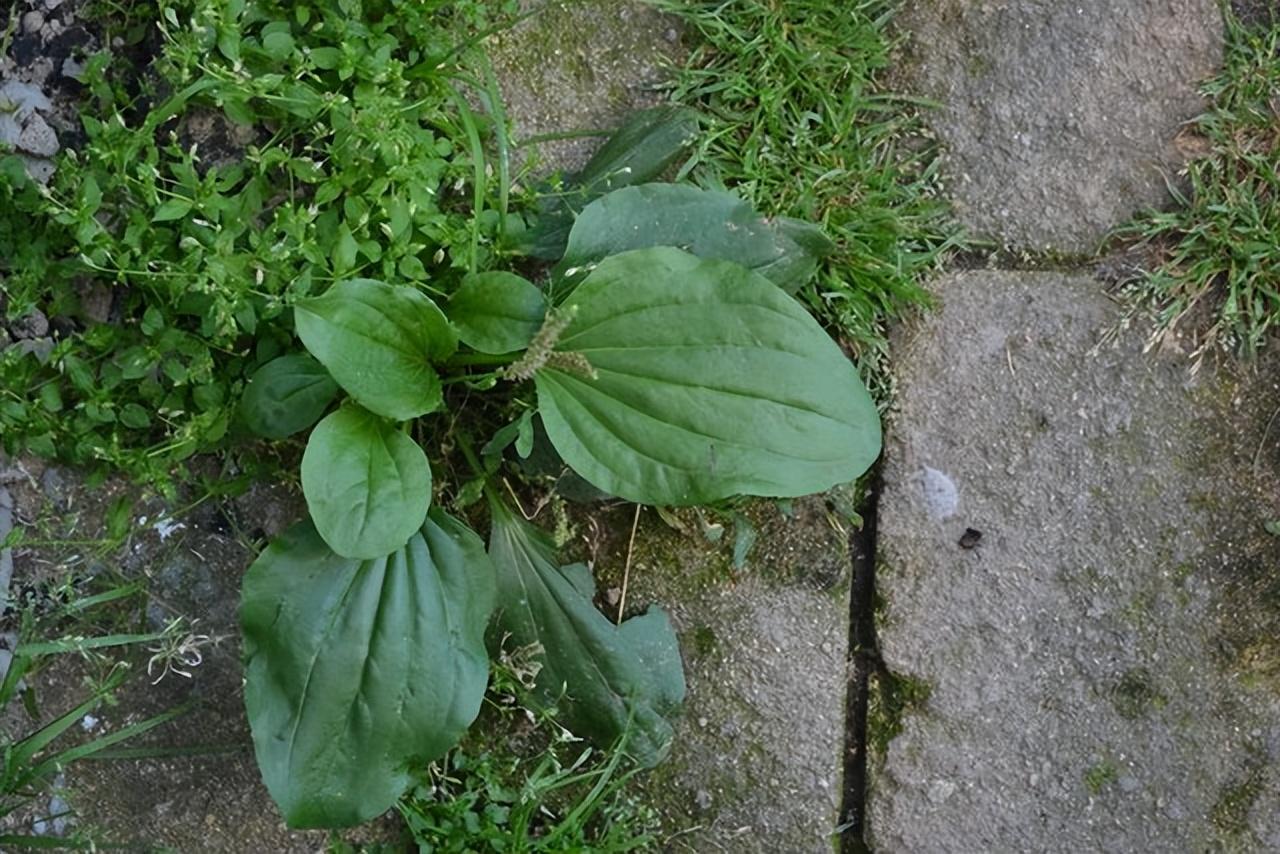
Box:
[839, 468, 881, 854]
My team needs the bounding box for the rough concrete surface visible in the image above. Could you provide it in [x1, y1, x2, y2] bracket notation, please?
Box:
[488, 0, 683, 173]
[896, 0, 1223, 253]
[872, 270, 1280, 851]
[609, 497, 852, 853]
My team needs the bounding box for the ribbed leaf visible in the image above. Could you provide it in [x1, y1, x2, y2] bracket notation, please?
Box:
[487, 498, 683, 766]
[557, 184, 833, 293]
[518, 107, 700, 261]
[240, 353, 337, 439]
[447, 271, 547, 354]
[300, 406, 430, 559]
[535, 247, 881, 505]
[294, 279, 456, 420]
[242, 511, 495, 828]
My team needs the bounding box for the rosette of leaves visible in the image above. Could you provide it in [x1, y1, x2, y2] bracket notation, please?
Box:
[238, 144, 881, 827]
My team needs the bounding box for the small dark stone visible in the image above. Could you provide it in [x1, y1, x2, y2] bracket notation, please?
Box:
[958, 528, 983, 549]
[11, 309, 49, 339]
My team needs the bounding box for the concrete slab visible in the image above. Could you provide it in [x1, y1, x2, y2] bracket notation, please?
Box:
[896, 1, 1222, 253]
[614, 496, 854, 853]
[488, 0, 683, 173]
[872, 270, 1280, 851]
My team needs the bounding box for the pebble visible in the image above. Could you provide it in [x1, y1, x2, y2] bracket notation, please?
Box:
[22, 10, 44, 33]
[11, 308, 49, 339]
[17, 114, 59, 158]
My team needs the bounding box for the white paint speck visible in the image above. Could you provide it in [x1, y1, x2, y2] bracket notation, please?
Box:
[921, 466, 959, 520]
[153, 517, 185, 542]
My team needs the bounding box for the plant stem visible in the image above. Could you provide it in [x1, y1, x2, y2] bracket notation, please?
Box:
[446, 352, 517, 368]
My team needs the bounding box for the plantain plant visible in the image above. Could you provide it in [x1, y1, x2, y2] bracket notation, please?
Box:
[237, 111, 882, 828]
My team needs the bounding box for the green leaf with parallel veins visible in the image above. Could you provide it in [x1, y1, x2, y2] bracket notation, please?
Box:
[447, 272, 547, 355]
[487, 497, 684, 766]
[556, 184, 834, 293]
[240, 354, 338, 439]
[518, 107, 701, 261]
[301, 407, 430, 559]
[535, 247, 881, 505]
[294, 279, 456, 420]
[242, 511, 495, 828]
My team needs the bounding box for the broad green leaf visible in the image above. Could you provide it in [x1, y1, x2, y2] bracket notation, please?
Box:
[294, 279, 456, 420]
[487, 498, 684, 766]
[240, 354, 338, 439]
[242, 511, 495, 828]
[534, 247, 881, 505]
[557, 184, 833, 294]
[152, 198, 192, 222]
[447, 272, 546, 355]
[261, 30, 295, 60]
[301, 407, 430, 559]
[518, 107, 700, 261]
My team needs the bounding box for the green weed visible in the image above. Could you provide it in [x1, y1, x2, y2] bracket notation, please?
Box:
[398, 743, 659, 853]
[1082, 759, 1119, 795]
[1113, 11, 1280, 358]
[0, 0, 517, 487]
[649, 0, 959, 399]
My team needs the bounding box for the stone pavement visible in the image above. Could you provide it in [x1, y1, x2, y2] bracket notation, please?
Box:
[870, 2, 1280, 851]
[895, 0, 1222, 253]
[872, 272, 1280, 851]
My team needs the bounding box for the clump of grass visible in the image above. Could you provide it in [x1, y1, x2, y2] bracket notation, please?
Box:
[649, 0, 959, 399]
[397, 744, 659, 853]
[1082, 760, 1119, 795]
[1114, 12, 1280, 358]
[392, 658, 661, 853]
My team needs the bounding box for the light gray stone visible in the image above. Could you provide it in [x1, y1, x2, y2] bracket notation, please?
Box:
[872, 270, 1280, 851]
[0, 80, 53, 116]
[22, 10, 45, 35]
[16, 112, 58, 156]
[896, 0, 1223, 252]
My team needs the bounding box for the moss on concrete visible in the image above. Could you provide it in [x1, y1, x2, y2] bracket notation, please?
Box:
[487, 0, 682, 173]
[1083, 760, 1119, 795]
[1212, 771, 1264, 837]
[867, 670, 932, 759]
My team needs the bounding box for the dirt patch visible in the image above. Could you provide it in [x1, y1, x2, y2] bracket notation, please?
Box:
[0, 454, 402, 850]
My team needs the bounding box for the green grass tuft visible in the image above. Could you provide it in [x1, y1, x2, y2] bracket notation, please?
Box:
[1114, 11, 1280, 358]
[649, 0, 960, 400]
